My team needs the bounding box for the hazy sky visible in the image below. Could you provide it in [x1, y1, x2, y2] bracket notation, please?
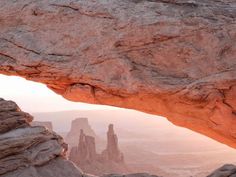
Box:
[0, 74, 118, 113]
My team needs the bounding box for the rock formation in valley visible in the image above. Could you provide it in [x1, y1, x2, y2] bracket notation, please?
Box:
[0, 0, 235, 148]
[69, 129, 97, 165]
[0, 98, 83, 177]
[66, 118, 97, 147]
[101, 124, 124, 163]
[31, 121, 53, 131]
[69, 124, 128, 175]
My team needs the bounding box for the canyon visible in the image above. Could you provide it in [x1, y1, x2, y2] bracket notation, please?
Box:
[33, 109, 236, 177]
[0, 97, 235, 177]
[0, 0, 236, 148]
[0, 98, 159, 177]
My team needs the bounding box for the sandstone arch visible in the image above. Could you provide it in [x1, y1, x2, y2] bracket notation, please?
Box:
[0, 0, 236, 147]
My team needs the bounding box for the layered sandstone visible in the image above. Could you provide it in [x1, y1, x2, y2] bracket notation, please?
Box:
[0, 0, 236, 148]
[0, 98, 83, 177]
[66, 118, 97, 147]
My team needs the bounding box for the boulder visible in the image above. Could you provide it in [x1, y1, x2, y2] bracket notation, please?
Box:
[0, 98, 83, 177]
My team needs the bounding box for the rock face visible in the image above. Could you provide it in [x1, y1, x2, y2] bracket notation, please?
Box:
[0, 0, 236, 148]
[207, 164, 236, 177]
[0, 98, 83, 177]
[31, 121, 53, 131]
[102, 124, 124, 163]
[69, 125, 127, 175]
[66, 118, 97, 147]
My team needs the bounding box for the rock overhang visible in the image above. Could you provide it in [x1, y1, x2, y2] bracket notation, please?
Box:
[0, 0, 236, 148]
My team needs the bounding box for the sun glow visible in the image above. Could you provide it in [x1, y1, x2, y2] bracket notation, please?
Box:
[0, 74, 119, 113]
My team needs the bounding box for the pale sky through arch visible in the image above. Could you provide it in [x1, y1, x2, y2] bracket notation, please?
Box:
[0, 74, 119, 113]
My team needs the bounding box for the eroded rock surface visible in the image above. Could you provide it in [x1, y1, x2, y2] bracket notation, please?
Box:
[0, 98, 83, 177]
[0, 0, 236, 147]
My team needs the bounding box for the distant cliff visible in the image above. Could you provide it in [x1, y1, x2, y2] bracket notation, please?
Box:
[66, 118, 97, 147]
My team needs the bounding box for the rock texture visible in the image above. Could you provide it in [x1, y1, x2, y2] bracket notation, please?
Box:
[31, 121, 53, 131]
[66, 118, 97, 147]
[69, 125, 128, 175]
[207, 164, 236, 177]
[0, 0, 236, 148]
[0, 98, 83, 177]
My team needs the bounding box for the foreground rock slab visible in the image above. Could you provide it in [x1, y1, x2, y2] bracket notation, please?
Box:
[0, 0, 236, 148]
[0, 98, 83, 177]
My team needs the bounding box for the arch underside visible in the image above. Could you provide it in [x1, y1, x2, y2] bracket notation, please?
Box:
[0, 0, 236, 147]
